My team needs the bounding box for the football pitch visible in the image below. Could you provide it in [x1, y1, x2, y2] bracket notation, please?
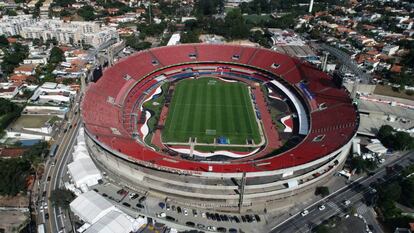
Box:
[163, 77, 261, 145]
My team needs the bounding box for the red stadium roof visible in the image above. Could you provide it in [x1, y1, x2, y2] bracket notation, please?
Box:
[82, 44, 358, 174]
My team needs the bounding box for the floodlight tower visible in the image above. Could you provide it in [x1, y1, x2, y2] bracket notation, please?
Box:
[309, 0, 314, 13]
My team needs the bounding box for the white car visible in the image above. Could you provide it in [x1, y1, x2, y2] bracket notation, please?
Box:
[156, 212, 166, 218]
[183, 208, 188, 216]
[201, 212, 206, 218]
[318, 205, 326, 211]
[207, 226, 216, 231]
[301, 209, 309, 216]
[343, 200, 351, 206]
[128, 193, 136, 199]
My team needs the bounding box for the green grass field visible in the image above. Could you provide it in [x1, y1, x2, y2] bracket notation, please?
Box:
[163, 77, 261, 144]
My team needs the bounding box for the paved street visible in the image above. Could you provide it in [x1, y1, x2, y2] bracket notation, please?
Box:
[270, 150, 414, 233]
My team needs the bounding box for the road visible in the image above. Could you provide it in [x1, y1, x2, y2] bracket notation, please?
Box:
[318, 43, 371, 84]
[270, 150, 414, 233]
[34, 95, 82, 233]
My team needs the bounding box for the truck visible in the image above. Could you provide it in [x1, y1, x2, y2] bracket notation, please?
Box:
[37, 224, 45, 233]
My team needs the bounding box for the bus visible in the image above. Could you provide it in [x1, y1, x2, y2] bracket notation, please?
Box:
[49, 144, 59, 157]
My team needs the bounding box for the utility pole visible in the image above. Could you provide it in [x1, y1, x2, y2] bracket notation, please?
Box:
[238, 172, 246, 213]
[309, 0, 314, 13]
[322, 52, 329, 72]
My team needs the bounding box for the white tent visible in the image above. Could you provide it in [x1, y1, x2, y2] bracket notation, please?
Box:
[84, 210, 133, 233]
[70, 191, 117, 224]
[68, 157, 102, 188]
[72, 151, 90, 161]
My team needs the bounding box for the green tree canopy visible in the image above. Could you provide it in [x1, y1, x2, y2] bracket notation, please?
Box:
[0, 158, 32, 196]
[180, 31, 200, 44]
[377, 125, 414, 150]
[49, 47, 65, 64]
[0, 35, 9, 48]
[1, 43, 29, 75]
[77, 5, 95, 21]
[49, 189, 75, 209]
[195, 0, 224, 16]
[315, 186, 330, 197]
[224, 9, 250, 40]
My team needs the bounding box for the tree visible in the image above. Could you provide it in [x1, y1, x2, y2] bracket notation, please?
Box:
[377, 125, 394, 141]
[5, 9, 17, 16]
[0, 35, 9, 48]
[49, 47, 65, 64]
[77, 5, 95, 21]
[224, 9, 250, 40]
[124, 36, 152, 51]
[54, 0, 75, 7]
[0, 158, 32, 196]
[0, 43, 29, 75]
[315, 186, 330, 197]
[400, 178, 414, 208]
[195, 0, 224, 16]
[314, 225, 330, 233]
[377, 125, 414, 150]
[180, 31, 200, 43]
[49, 189, 75, 209]
[394, 131, 414, 150]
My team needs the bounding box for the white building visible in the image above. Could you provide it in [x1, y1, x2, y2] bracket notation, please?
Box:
[0, 16, 119, 48]
[0, 83, 20, 99]
[0, 15, 37, 36]
[30, 82, 76, 105]
[382, 45, 399, 56]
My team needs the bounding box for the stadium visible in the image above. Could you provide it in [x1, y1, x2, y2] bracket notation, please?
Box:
[82, 44, 359, 212]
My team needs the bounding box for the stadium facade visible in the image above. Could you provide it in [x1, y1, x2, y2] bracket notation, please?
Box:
[82, 44, 359, 212]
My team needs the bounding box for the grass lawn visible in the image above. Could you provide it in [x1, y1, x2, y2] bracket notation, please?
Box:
[163, 77, 261, 144]
[194, 145, 255, 152]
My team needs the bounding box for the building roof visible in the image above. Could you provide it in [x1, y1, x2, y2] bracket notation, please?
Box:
[0, 147, 28, 159]
[13, 64, 37, 73]
[67, 157, 101, 187]
[84, 210, 133, 233]
[9, 74, 35, 84]
[70, 191, 115, 224]
[391, 64, 403, 73]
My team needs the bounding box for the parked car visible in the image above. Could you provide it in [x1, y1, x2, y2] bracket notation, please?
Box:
[301, 209, 309, 216]
[138, 196, 146, 203]
[156, 212, 166, 218]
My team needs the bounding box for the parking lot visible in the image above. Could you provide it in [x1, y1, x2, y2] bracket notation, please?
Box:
[91, 181, 267, 233]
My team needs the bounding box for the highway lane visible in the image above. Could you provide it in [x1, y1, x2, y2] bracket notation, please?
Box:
[271, 150, 414, 233]
[45, 109, 81, 233]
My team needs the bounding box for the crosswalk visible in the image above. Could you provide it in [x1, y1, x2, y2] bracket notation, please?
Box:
[326, 201, 341, 213]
